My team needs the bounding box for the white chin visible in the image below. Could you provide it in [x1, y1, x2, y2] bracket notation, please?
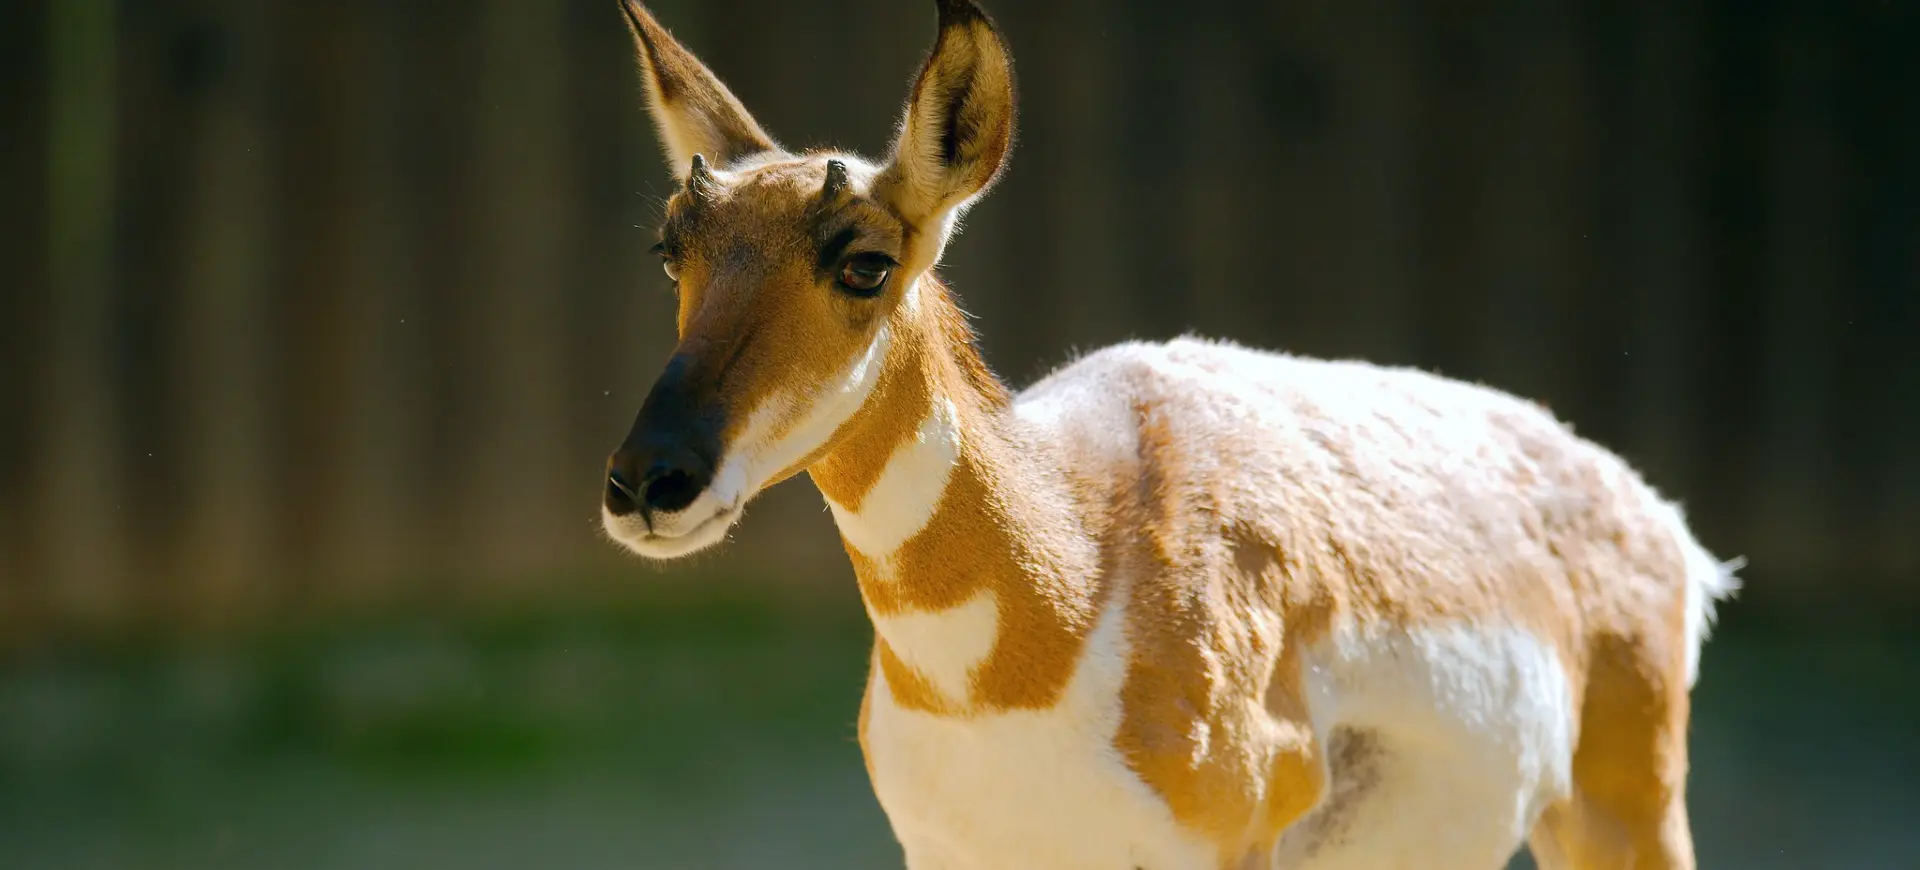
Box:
[601, 503, 739, 560]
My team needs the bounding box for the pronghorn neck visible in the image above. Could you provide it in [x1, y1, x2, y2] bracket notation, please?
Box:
[809, 274, 1099, 715]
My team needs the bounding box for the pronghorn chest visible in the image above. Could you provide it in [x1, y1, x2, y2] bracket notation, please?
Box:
[858, 594, 1223, 870]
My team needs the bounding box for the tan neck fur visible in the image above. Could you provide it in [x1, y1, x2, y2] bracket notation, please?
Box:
[809, 275, 1100, 715]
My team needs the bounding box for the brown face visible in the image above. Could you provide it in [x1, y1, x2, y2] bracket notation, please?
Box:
[602, 0, 1015, 559]
[603, 156, 915, 557]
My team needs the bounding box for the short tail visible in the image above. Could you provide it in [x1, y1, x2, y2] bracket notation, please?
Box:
[1669, 503, 1743, 687]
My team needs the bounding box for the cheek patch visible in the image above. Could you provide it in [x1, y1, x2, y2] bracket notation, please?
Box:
[729, 322, 894, 498]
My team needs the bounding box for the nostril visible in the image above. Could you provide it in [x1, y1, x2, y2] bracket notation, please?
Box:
[606, 469, 642, 514]
[641, 467, 702, 513]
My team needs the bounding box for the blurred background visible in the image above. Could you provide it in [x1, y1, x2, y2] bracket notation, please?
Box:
[3, 0, 1917, 866]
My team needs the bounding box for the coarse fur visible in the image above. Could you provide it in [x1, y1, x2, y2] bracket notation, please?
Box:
[601, 2, 1742, 868]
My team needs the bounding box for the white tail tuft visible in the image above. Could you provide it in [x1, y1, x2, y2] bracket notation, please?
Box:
[1665, 500, 1743, 686]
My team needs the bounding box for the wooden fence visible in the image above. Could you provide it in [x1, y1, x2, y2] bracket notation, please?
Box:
[3, 0, 1916, 639]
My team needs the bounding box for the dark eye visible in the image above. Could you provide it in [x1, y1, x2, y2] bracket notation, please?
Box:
[650, 242, 681, 282]
[837, 254, 893, 297]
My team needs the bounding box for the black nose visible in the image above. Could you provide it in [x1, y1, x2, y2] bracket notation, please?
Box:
[605, 447, 713, 517]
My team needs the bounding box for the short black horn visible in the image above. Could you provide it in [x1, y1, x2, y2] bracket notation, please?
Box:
[686, 153, 718, 202]
[822, 159, 850, 200]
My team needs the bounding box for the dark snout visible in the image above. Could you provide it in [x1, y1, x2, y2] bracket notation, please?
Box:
[605, 442, 712, 517]
[605, 354, 724, 519]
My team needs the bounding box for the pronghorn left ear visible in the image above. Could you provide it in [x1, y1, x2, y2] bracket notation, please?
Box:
[620, 0, 778, 175]
[874, 0, 1016, 245]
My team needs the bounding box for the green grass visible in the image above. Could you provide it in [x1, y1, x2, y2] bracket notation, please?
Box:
[1, 589, 1915, 869]
[3, 591, 874, 778]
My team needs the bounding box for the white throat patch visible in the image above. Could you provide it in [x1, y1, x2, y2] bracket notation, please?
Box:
[824, 396, 961, 560]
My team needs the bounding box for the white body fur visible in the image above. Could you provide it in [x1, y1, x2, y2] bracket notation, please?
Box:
[845, 338, 1735, 869]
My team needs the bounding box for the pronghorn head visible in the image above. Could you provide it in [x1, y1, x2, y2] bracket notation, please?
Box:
[602, 0, 1015, 559]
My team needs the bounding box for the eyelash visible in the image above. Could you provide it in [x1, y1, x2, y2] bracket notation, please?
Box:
[650, 242, 681, 284]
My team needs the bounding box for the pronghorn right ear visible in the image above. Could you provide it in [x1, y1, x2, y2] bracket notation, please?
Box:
[620, 0, 778, 175]
[874, 0, 1016, 244]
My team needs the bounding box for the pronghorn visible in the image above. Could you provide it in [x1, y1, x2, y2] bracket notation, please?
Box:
[600, 1, 1741, 867]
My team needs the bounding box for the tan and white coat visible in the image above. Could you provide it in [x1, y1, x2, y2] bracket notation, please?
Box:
[600, 2, 1741, 868]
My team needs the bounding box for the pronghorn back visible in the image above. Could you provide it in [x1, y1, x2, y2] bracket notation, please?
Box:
[599, 2, 1738, 868]
[1008, 336, 1736, 867]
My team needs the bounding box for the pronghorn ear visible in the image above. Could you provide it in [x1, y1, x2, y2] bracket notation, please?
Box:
[874, 0, 1016, 239]
[620, 0, 778, 175]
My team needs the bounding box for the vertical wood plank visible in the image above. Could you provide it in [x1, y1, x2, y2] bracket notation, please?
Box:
[1464, 0, 1589, 412]
[39, 0, 127, 626]
[172, 0, 278, 625]
[1613, 2, 1710, 494]
[1690, 0, 1776, 576]
[1868, 8, 1920, 594]
[458, 0, 575, 589]
[1831, 0, 1920, 596]
[1109, 2, 1196, 339]
[1406, 0, 1492, 378]
[1752, 4, 1846, 582]
[321, 0, 429, 603]
[1032, 0, 1130, 359]
[114, 2, 204, 627]
[0, 0, 48, 641]
[271, 0, 372, 609]
[395, 0, 481, 597]
[1318, 0, 1421, 364]
[1172, 0, 1250, 344]
[1250, 0, 1419, 362]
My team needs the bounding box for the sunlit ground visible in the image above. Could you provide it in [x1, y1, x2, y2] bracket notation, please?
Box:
[2, 584, 1915, 869]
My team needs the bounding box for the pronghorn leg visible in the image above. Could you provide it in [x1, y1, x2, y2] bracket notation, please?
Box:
[1528, 637, 1697, 870]
[1528, 795, 1694, 870]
